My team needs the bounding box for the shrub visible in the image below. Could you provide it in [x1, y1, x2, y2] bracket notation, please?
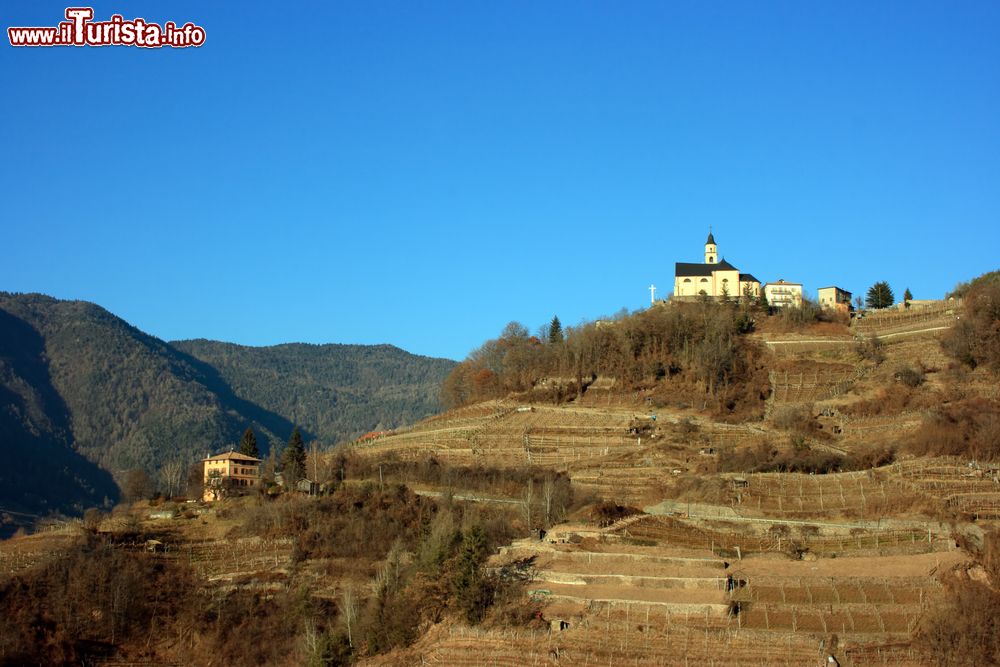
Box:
[907, 399, 1000, 460]
[917, 579, 1000, 666]
[895, 364, 925, 388]
[771, 405, 816, 434]
[856, 335, 885, 364]
[589, 502, 641, 527]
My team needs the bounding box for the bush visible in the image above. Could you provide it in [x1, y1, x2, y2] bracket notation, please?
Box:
[895, 364, 925, 388]
[917, 579, 1000, 666]
[907, 399, 1000, 460]
[856, 335, 885, 364]
[771, 405, 815, 433]
[589, 502, 641, 527]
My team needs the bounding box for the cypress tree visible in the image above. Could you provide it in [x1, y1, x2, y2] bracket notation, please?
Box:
[238, 427, 260, 458]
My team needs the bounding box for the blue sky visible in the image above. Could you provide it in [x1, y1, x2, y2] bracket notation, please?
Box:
[2, 2, 998, 360]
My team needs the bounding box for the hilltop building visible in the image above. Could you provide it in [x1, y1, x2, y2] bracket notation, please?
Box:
[202, 450, 262, 501]
[818, 286, 852, 313]
[763, 280, 803, 309]
[673, 233, 761, 301]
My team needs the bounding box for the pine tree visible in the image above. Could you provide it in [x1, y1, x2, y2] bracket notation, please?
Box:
[866, 281, 895, 309]
[238, 427, 260, 458]
[281, 427, 307, 482]
[903, 287, 913, 308]
[548, 315, 563, 344]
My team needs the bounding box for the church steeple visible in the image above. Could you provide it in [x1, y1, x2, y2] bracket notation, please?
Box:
[705, 229, 717, 264]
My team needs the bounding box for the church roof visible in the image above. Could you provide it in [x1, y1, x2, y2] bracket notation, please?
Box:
[675, 262, 713, 277]
[675, 258, 741, 277]
[739, 273, 760, 284]
[706, 232, 716, 245]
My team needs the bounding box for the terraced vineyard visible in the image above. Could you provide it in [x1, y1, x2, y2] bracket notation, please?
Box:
[456, 512, 962, 667]
[344, 306, 1000, 666]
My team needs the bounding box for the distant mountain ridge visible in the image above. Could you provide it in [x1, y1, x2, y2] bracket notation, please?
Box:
[170, 339, 457, 447]
[0, 292, 456, 520]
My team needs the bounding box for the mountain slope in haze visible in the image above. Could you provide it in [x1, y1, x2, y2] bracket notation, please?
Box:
[170, 339, 457, 445]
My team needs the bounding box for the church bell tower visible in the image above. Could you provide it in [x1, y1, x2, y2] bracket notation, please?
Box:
[705, 231, 717, 264]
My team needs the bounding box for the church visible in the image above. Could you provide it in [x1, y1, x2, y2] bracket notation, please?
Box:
[673, 233, 761, 300]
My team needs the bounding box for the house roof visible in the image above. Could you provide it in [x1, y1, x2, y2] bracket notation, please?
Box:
[818, 286, 851, 293]
[203, 450, 262, 463]
[739, 273, 760, 284]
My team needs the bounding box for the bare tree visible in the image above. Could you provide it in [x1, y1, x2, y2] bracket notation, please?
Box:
[159, 457, 185, 499]
[522, 479, 535, 528]
[122, 469, 153, 502]
[340, 585, 359, 648]
[542, 475, 555, 528]
[309, 440, 321, 482]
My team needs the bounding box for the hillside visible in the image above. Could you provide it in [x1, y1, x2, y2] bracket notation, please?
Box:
[170, 339, 456, 445]
[0, 293, 455, 520]
[3, 289, 1000, 665]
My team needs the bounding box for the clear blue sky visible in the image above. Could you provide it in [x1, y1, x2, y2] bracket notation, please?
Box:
[2, 1, 998, 360]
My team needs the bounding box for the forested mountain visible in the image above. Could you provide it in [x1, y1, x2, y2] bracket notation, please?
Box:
[0, 293, 455, 519]
[0, 308, 118, 518]
[170, 339, 456, 444]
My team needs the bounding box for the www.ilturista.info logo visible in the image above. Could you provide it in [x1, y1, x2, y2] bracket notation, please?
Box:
[8, 7, 205, 48]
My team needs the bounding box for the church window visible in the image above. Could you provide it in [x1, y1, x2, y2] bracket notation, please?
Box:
[683, 278, 691, 283]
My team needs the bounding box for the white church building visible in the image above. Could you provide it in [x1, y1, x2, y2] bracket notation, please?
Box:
[673, 233, 761, 301]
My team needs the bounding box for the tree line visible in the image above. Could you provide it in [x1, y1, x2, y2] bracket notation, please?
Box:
[441, 301, 770, 416]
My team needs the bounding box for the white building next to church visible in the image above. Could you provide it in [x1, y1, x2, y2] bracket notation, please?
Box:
[673, 233, 761, 301]
[763, 279, 803, 308]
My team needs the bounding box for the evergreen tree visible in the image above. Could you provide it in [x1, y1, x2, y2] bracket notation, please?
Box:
[903, 287, 913, 308]
[238, 427, 259, 458]
[548, 315, 563, 344]
[281, 427, 307, 482]
[450, 524, 494, 623]
[866, 281, 895, 309]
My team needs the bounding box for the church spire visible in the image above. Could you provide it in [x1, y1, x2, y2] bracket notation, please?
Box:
[705, 229, 717, 264]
